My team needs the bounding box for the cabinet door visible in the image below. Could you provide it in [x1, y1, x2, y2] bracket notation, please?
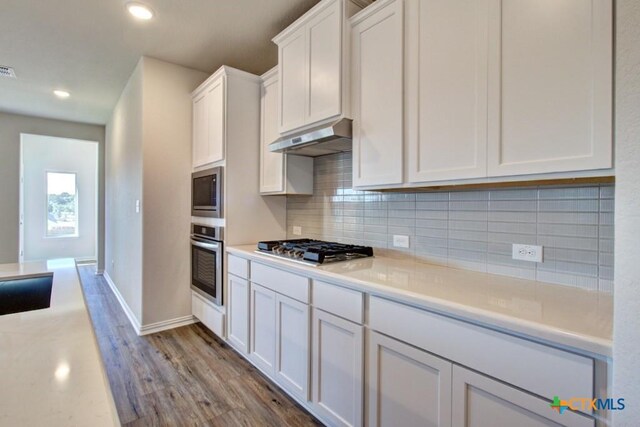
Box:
[452, 366, 594, 427]
[249, 283, 276, 375]
[275, 294, 310, 401]
[279, 26, 308, 134]
[351, 0, 404, 187]
[312, 308, 364, 427]
[368, 332, 452, 427]
[228, 274, 250, 354]
[306, 0, 342, 124]
[192, 91, 209, 168]
[407, 0, 489, 183]
[487, 0, 612, 176]
[206, 76, 226, 164]
[260, 73, 285, 194]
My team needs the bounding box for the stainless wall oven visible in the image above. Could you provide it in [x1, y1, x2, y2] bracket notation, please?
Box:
[191, 224, 223, 306]
[192, 167, 223, 217]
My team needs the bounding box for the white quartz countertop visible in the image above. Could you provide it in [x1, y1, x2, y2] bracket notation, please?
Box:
[227, 245, 613, 358]
[0, 259, 119, 426]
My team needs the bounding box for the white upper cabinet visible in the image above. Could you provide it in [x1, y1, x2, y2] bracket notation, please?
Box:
[278, 26, 308, 133]
[307, 1, 342, 124]
[407, 0, 489, 183]
[260, 68, 314, 195]
[487, 0, 613, 176]
[192, 74, 226, 168]
[274, 0, 370, 135]
[351, 0, 612, 189]
[351, 0, 404, 188]
[192, 91, 209, 168]
[192, 66, 262, 169]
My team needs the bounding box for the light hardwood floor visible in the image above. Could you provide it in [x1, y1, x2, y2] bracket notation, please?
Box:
[78, 266, 321, 427]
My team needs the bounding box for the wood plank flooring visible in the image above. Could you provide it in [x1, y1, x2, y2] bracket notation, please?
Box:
[78, 266, 321, 427]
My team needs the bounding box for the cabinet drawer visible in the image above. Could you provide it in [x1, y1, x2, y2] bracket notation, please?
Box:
[251, 262, 310, 303]
[369, 296, 594, 405]
[312, 280, 363, 324]
[192, 291, 225, 338]
[228, 254, 249, 279]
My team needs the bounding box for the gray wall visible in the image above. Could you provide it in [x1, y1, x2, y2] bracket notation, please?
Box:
[287, 152, 614, 292]
[613, 0, 640, 423]
[140, 57, 207, 325]
[0, 112, 105, 269]
[105, 57, 207, 327]
[105, 59, 144, 323]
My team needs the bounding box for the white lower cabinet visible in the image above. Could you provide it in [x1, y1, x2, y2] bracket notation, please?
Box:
[249, 283, 277, 374]
[275, 293, 310, 401]
[452, 366, 594, 427]
[192, 290, 225, 338]
[227, 274, 250, 353]
[368, 331, 452, 427]
[312, 308, 364, 427]
[227, 256, 602, 427]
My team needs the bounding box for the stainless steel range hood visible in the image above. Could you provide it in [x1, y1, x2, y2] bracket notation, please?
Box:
[269, 118, 352, 157]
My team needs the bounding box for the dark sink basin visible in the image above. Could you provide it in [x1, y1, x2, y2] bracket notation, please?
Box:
[0, 274, 54, 315]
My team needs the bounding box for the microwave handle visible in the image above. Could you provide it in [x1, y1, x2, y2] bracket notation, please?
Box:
[191, 238, 220, 251]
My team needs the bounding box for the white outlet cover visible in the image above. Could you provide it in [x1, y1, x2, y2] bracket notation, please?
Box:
[292, 226, 302, 236]
[512, 244, 543, 263]
[393, 235, 410, 248]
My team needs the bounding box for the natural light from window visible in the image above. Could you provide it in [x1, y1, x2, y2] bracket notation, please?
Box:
[46, 172, 78, 237]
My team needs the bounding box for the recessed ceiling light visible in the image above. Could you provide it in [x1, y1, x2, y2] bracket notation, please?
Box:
[126, 2, 154, 20]
[53, 90, 70, 99]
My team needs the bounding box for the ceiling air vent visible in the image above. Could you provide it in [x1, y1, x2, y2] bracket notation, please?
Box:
[0, 66, 16, 78]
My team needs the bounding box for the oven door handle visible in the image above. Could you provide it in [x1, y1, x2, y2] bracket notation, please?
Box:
[191, 238, 220, 251]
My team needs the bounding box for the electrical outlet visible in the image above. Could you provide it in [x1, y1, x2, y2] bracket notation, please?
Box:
[292, 226, 302, 236]
[393, 235, 410, 248]
[512, 244, 543, 263]
[135, 199, 140, 213]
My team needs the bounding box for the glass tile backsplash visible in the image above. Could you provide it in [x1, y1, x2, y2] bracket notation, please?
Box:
[286, 152, 615, 293]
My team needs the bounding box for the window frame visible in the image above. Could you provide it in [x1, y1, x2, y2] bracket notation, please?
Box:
[45, 170, 79, 239]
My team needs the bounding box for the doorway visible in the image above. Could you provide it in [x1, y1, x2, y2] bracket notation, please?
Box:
[20, 134, 98, 262]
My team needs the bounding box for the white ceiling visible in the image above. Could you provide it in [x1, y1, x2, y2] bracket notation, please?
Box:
[0, 0, 319, 125]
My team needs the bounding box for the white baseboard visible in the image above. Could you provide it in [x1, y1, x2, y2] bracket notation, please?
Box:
[103, 271, 197, 336]
[139, 315, 197, 335]
[103, 271, 142, 335]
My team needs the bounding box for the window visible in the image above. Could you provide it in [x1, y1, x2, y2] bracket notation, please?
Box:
[46, 172, 78, 237]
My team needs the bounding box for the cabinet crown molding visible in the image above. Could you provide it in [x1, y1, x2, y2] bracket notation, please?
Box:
[192, 65, 261, 98]
[349, 0, 395, 25]
[273, 0, 371, 44]
[260, 66, 278, 82]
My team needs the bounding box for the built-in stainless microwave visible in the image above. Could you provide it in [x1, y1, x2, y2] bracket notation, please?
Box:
[192, 167, 223, 218]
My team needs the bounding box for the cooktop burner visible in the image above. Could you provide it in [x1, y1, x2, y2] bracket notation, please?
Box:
[257, 239, 374, 265]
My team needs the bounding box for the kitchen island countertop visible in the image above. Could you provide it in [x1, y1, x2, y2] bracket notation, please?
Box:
[0, 259, 119, 426]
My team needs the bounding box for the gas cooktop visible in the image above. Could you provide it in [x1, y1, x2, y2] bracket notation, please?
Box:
[256, 239, 374, 265]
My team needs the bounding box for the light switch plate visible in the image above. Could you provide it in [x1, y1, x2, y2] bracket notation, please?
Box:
[393, 235, 410, 248]
[292, 226, 302, 236]
[512, 244, 543, 263]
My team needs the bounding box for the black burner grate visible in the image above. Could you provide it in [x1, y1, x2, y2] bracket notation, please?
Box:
[257, 239, 374, 264]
